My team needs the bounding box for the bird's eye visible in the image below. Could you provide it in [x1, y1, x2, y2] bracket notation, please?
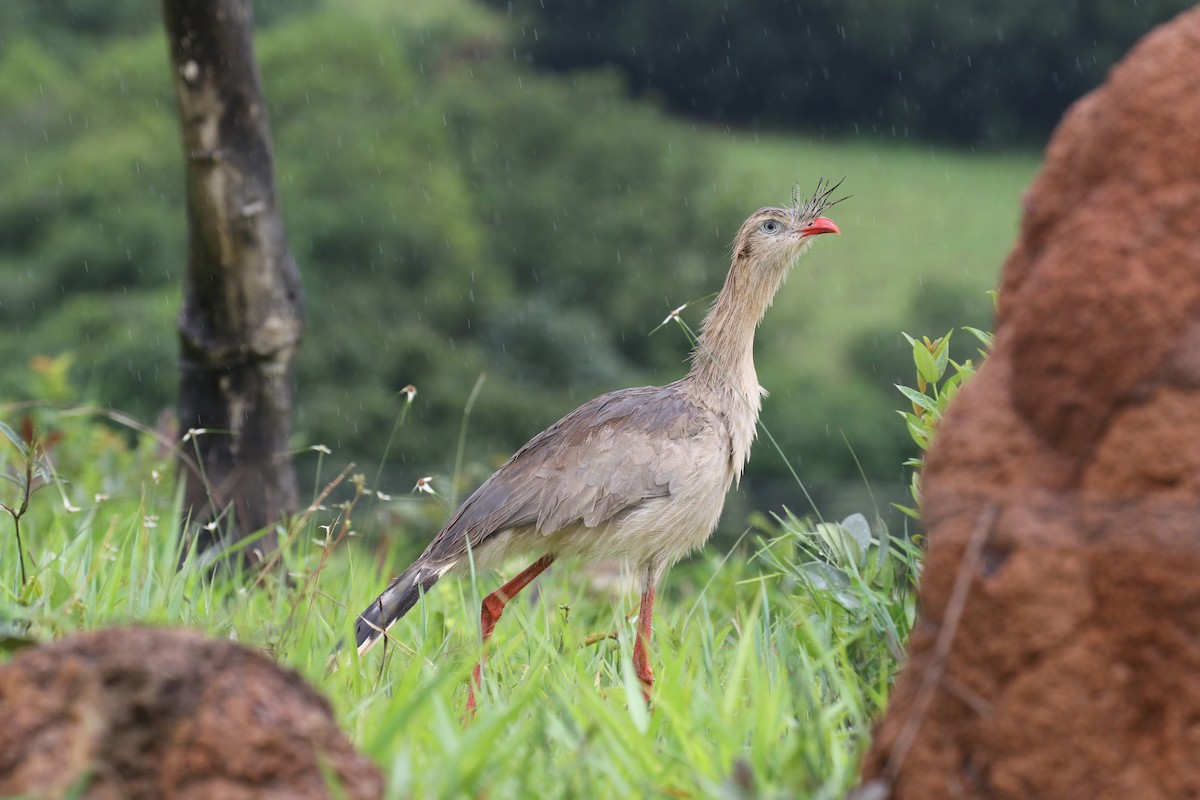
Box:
[760, 220, 782, 234]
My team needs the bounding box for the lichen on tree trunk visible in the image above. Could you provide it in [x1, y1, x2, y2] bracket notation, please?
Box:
[162, 0, 304, 562]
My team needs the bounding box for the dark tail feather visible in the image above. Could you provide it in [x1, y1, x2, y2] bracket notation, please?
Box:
[355, 565, 441, 654]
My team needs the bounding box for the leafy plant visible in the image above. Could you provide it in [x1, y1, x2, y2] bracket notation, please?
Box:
[2, 379, 929, 798]
[894, 322, 993, 517]
[0, 421, 54, 587]
[761, 511, 920, 670]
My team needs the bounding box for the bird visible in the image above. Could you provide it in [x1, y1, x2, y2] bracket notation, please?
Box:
[355, 181, 843, 712]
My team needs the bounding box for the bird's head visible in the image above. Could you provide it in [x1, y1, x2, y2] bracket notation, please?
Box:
[733, 178, 844, 270]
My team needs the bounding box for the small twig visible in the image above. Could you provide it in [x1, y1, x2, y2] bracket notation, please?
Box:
[450, 373, 487, 510]
[940, 672, 994, 718]
[249, 462, 355, 591]
[375, 597, 390, 683]
[268, 467, 369, 660]
[882, 502, 999, 783]
[1, 442, 38, 587]
[581, 630, 618, 647]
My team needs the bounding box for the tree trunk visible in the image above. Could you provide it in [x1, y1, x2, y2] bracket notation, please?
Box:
[162, 0, 304, 563]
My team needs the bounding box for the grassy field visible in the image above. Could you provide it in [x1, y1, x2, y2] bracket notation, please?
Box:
[2, 393, 920, 798]
[0, 126, 1028, 796]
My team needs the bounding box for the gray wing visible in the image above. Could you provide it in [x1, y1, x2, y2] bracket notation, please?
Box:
[418, 381, 718, 567]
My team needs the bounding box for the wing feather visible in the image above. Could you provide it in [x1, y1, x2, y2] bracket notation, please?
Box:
[419, 381, 718, 567]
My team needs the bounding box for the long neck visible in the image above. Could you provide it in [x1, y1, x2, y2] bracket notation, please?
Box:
[688, 257, 787, 402]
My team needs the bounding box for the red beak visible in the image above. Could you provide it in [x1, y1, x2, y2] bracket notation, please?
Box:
[801, 217, 840, 237]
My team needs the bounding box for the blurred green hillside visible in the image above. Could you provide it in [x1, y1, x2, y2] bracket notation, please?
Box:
[0, 0, 1033, 524]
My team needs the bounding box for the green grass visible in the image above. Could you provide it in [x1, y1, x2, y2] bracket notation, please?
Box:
[1, 2, 1029, 791]
[0, 407, 919, 798]
[0, 111, 1023, 796]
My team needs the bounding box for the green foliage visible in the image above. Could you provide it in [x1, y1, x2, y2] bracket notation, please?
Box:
[0, 420, 47, 586]
[0, 0, 745, 497]
[0, 26, 185, 424]
[0, 0, 315, 55]
[0, 0, 156, 52]
[491, 0, 1193, 145]
[0, 0, 1033, 523]
[894, 322, 993, 516]
[759, 510, 919, 675]
[1, 391, 921, 797]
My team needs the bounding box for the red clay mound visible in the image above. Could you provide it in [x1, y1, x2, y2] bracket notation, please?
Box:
[859, 6, 1200, 799]
[0, 627, 382, 800]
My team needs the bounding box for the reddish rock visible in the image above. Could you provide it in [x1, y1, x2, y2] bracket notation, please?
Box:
[861, 7, 1200, 799]
[0, 627, 382, 800]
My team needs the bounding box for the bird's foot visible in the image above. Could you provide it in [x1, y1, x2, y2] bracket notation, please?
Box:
[462, 662, 483, 724]
[462, 689, 478, 724]
[639, 677, 653, 708]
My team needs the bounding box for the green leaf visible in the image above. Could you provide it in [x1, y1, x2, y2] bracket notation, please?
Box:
[50, 572, 74, 608]
[938, 381, 962, 411]
[895, 384, 936, 413]
[932, 330, 952, 377]
[912, 339, 940, 384]
[0, 472, 27, 489]
[963, 326, 994, 350]
[0, 421, 27, 457]
[18, 576, 43, 603]
[840, 513, 874, 553]
[949, 358, 974, 378]
[797, 561, 860, 610]
[905, 418, 931, 450]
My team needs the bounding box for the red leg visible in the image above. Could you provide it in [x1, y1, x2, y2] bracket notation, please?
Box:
[631, 584, 656, 704]
[465, 554, 555, 715]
